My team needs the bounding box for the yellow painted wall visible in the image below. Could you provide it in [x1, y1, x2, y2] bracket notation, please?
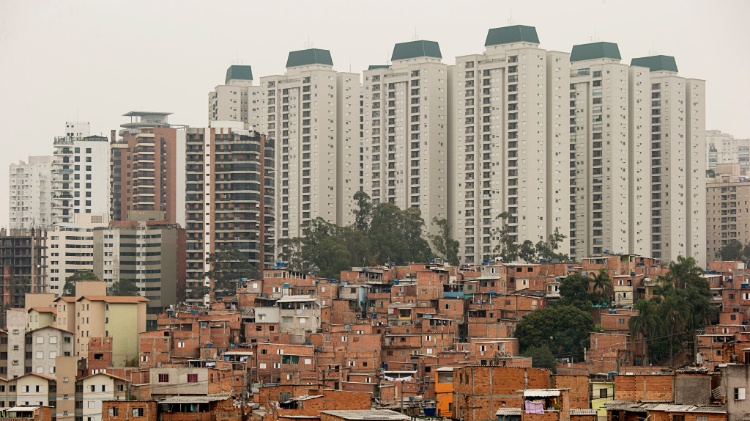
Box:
[591, 381, 614, 419]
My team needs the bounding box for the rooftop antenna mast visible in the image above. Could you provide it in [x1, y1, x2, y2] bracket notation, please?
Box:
[508, 9, 514, 25]
[413, 26, 418, 41]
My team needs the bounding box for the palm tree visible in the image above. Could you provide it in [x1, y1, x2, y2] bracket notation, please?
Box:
[630, 299, 658, 365]
[591, 268, 612, 306]
[666, 256, 703, 289]
[658, 290, 689, 367]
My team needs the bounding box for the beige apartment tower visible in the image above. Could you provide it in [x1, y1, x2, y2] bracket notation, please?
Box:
[568, 42, 651, 260]
[249, 48, 359, 243]
[451, 25, 570, 264]
[706, 167, 750, 260]
[361, 40, 448, 235]
[630, 55, 706, 266]
[209, 65, 258, 123]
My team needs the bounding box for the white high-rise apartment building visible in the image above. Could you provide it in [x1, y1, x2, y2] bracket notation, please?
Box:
[705, 130, 749, 172]
[51, 122, 111, 226]
[361, 40, 448, 231]
[451, 25, 570, 264]
[630, 55, 706, 265]
[208, 65, 258, 123]
[568, 42, 651, 260]
[9, 156, 53, 230]
[46, 213, 108, 295]
[250, 48, 359, 241]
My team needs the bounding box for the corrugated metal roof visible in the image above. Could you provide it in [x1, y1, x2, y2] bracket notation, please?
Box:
[320, 410, 410, 420]
[523, 389, 561, 397]
[495, 408, 522, 415]
[160, 396, 228, 404]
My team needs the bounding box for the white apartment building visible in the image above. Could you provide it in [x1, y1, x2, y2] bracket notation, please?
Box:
[630, 55, 706, 266]
[568, 42, 650, 260]
[451, 25, 570, 264]
[705, 130, 750, 172]
[9, 156, 53, 230]
[208, 65, 258, 122]
[361, 40, 448, 233]
[706, 130, 737, 170]
[250, 48, 359, 241]
[51, 122, 111, 226]
[46, 213, 108, 296]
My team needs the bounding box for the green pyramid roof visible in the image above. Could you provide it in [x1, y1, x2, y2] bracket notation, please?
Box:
[570, 42, 621, 62]
[631, 55, 679, 72]
[485, 25, 540, 46]
[391, 40, 442, 61]
[286, 48, 333, 68]
[225, 65, 253, 83]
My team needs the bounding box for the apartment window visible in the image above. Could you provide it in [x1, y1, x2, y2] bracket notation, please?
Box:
[108, 407, 119, 417]
[158, 374, 169, 382]
[599, 389, 608, 398]
[132, 408, 144, 417]
[187, 374, 198, 383]
[736, 387, 746, 400]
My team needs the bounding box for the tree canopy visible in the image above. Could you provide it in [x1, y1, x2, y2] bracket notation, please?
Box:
[279, 193, 439, 279]
[109, 279, 140, 296]
[521, 344, 557, 373]
[428, 217, 460, 264]
[204, 247, 260, 299]
[514, 305, 595, 359]
[491, 213, 569, 263]
[62, 271, 100, 297]
[629, 256, 714, 366]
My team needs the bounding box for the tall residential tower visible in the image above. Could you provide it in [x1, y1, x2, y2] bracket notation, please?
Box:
[361, 40, 449, 233]
[249, 48, 360, 242]
[568, 42, 651, 259]
[451, 25, 570, 263]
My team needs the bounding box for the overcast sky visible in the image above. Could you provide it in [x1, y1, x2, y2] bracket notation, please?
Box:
[1, 0, 749, 228]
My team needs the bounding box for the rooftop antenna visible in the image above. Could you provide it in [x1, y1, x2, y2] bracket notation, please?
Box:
[591, 28, 599, 42]
[413, 26, 418, 41]
[508, 9, 514, 25]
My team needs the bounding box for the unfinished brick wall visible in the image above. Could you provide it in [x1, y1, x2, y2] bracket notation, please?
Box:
[553, 375, 590, 409]
[614, 374, 674, 402]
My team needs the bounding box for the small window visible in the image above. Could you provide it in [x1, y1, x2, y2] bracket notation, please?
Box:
[599, 388, 608, 399]
[108, 407, 119, 417]
[187, 374, 198, 383]
[736, 387, 746, 400]
[132, 408, 144, 417]
[158, 373, 169, 382]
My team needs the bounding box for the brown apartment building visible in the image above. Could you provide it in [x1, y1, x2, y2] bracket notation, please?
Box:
[111, 111, 185, 225]
[185, 123, 274, 303]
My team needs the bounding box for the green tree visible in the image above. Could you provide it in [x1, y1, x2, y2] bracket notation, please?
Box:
[109, 279, 140, 296]
[629, 299, 659, 365]
[352, 191, 372, 232]
[63, 271, 100, 297]
[521, 344, 557, 373]
[204, 247, 260, 299]
[558, 274, 593, 311]
[514, 305, 595, 359]
[428, 217, 460, 264]
[491, 212, 519, 262]
[518, 240, 537, 263]
[590, 268, 612, 306]
[535, 228, 570, 262]
[718, 239, 744, 261]
[369, 204, 432, 265]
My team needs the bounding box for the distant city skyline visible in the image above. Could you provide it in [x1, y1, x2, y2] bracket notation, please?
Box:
[1, 0, 749, 228]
